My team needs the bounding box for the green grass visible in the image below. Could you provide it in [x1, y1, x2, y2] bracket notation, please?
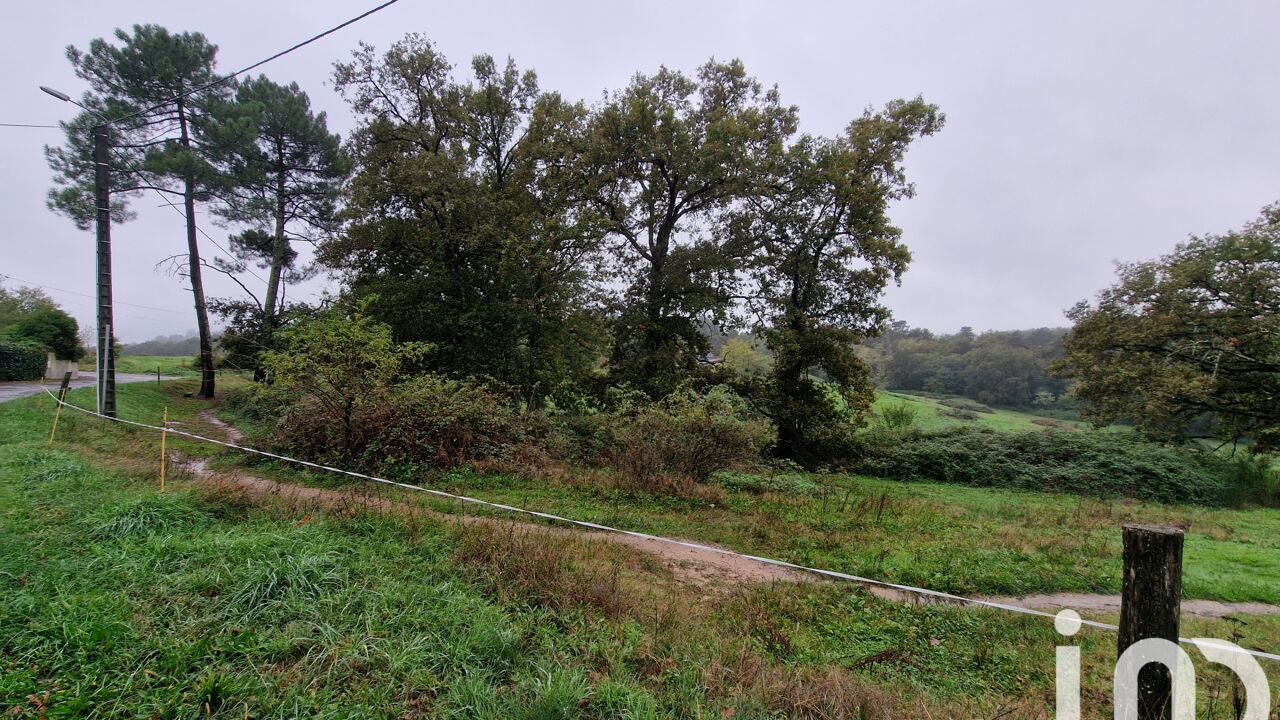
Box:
[80, 354, 200, 376]
[215, 384, 1280, 603]
[3, 383, 1279, 717]
[402, 466, 1280, 604]
[872, 390, 1088, 432]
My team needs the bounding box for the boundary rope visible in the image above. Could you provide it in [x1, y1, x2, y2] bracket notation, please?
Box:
[41, 387, 1280, 663]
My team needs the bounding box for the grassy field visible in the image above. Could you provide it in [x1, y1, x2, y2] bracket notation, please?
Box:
[2, 382, 1278, 717]
[79, 354, 200, 376]
[871, 391, 1088, 432]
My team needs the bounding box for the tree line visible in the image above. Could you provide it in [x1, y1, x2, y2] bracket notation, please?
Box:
[46, 26, 1277, 457]
[867, 323, 1071, 408]
[47, 26, 348, 396]
[48, 29, 944, 459]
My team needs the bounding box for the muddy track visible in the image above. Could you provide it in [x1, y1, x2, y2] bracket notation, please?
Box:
[187, 411, 1280, 619]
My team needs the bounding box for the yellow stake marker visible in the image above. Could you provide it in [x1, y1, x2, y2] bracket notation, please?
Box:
[159, 406, 168, 493]
[46, 387, 68, 447]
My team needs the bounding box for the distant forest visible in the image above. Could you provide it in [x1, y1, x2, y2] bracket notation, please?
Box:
[710, 321, 1071, 410]
[865, 323, 1070, 408]
[122, 332, 203, 357]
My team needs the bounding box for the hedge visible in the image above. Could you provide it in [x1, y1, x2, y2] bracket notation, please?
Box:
[845, 426, 1234, 505]
[0, 340, 47, 381]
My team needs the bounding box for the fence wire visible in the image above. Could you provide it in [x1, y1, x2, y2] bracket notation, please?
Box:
[41, 387, 1280, 663]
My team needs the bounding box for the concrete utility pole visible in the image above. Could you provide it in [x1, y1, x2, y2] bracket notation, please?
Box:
[41, 85, 116, 417]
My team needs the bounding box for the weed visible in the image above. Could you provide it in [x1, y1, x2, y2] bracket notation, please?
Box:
[452, 522, 641, 620]
[222, 547, 345, 620]
[85, 494, 209, 539]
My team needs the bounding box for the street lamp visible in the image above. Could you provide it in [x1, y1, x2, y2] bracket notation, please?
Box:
[40, 85, 115, 417]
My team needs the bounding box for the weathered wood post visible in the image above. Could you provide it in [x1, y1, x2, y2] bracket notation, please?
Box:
[46, 372, 74, 447]
[1118, 524, 1184, 720]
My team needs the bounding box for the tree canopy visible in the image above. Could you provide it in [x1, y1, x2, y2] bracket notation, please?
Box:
[47, 24, 228, 397]
[1057, 203, 1280, 449]
[727, 99, 943, 457]
[324, 37, 606, 408]
[0, 284, 82, 361]
[576, 60, 798, 396]
[321, 36, 943, 436]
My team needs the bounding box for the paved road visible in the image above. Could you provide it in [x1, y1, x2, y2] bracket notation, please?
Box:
[0, 372, 171, 404]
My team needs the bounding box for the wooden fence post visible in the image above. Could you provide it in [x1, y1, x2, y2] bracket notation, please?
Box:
[46, 372, 73, 447]
[1118, 524, 1184, 720]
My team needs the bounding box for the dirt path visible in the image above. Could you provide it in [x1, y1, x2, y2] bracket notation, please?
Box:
[982, 593, 1280, 619]
[188, 413, 818, 592]
[187, 412, 1280, 618]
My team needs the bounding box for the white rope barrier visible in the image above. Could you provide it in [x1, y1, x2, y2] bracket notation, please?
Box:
[41, 387, 1280, 663]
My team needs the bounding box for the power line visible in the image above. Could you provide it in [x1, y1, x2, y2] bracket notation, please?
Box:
[0, 122, 60, 128]
[140, 184, 268, 284]
[99, 144, 269, 284]
[103, 0, 403, 129]
[0, 273, 189, 315]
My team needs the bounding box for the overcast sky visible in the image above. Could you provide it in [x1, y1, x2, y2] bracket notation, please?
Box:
[3, 0, 1278, 342]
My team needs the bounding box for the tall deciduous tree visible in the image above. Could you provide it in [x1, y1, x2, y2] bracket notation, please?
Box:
[46, 25, 227, 397]
[1057, 204, 1280, 449]
[326, 37, 605, 408]
[730, 98, 943, 458]
[577, 61, 798, 396]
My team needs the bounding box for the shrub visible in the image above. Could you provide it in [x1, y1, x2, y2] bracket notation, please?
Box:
[547, 412, 618, 464]
[877, 402, 918, 429]
[611, 386, 773, 491]
[9, 307, 82, 360]
[261, 305, 428, 459]
[716, 470, 821, 495]
[941, 407, 979, 421]
[267, 374, 535, 473]
[357, 375, 533, 470]
[1224, 454, 1280, 508]
[846, 426, 1235, 504]
[0, 339, 47, 380]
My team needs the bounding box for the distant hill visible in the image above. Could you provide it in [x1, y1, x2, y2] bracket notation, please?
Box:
[122, 333, 202, 356]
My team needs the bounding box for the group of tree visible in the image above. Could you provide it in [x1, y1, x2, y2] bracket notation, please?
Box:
[46, 25, 349, 396]
[44, 27, 949, 459]
[868, 323, 1071, 408]
[41, 26, 1280, 464]
[322, 36, 943, 458]
[0, 283, 82, 380]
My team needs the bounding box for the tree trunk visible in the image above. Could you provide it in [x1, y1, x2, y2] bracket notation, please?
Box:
[261, 150, 288, 328]
[178, 97, 216, 399]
